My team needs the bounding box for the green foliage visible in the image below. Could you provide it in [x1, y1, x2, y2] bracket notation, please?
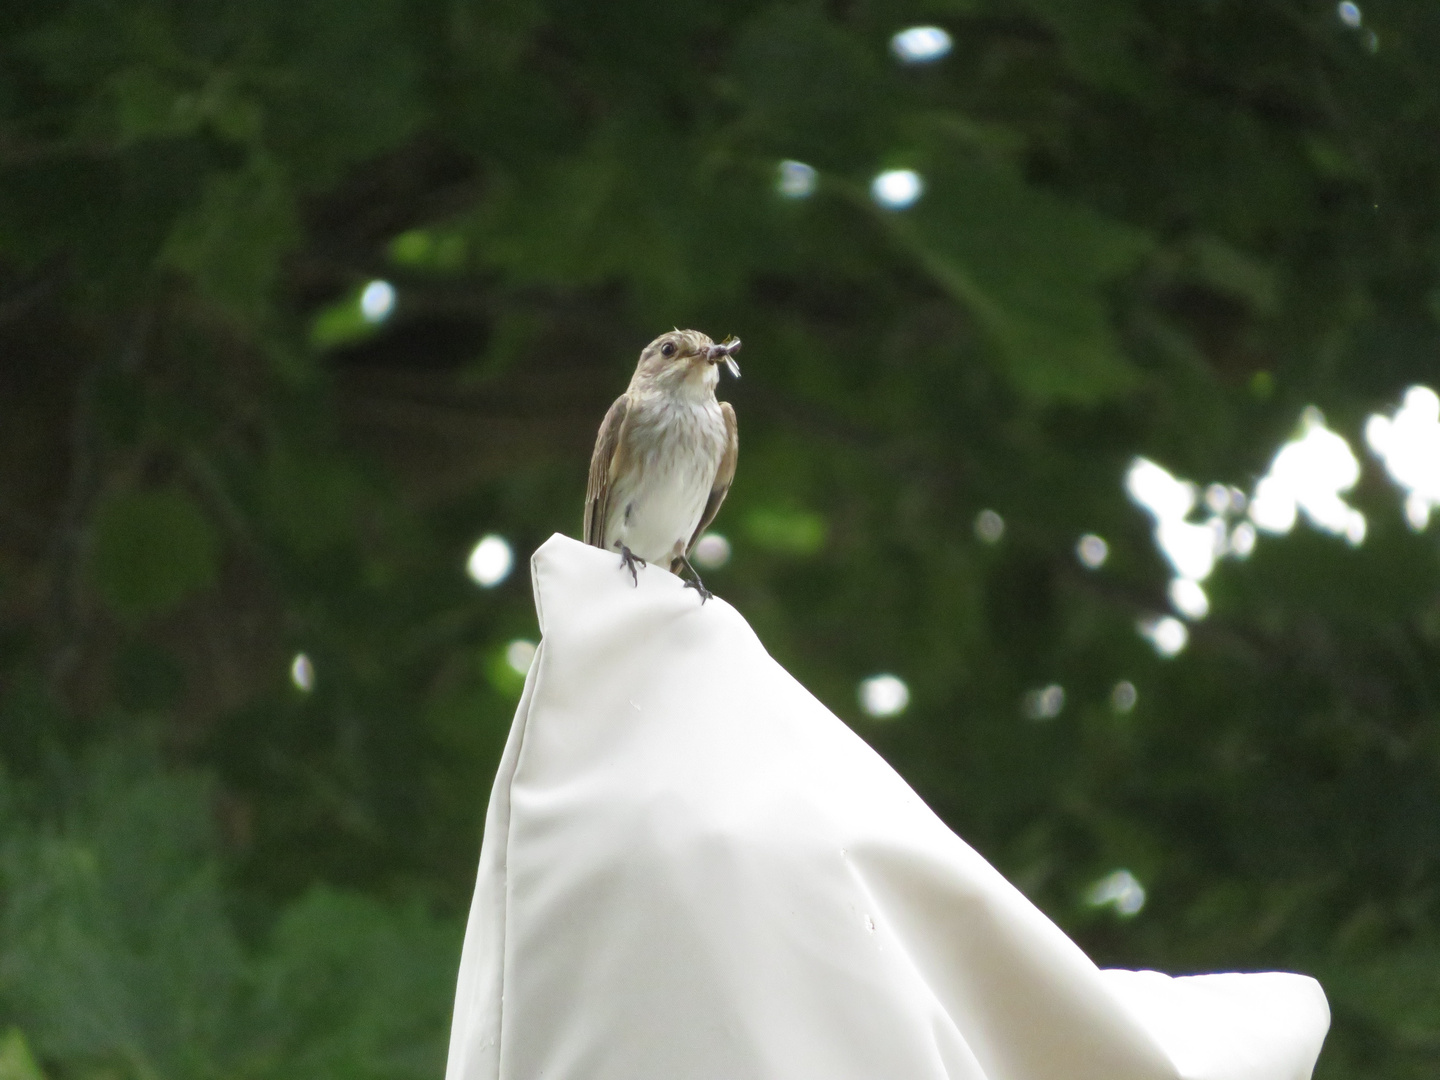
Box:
[0, 753, 244, 1076]
[257, 450, 364, 556]
[896, 159, 1152, 402]
[481, 645, 528, 700]
[163, 161, 299, 319]
[0, 1031, 46, 1080]
[388, 231, 467, 274]
[243, 890, 457, 1080]
[742, 507, 828, 557]
[309, 290, 382, 349]
[3, 0, 1440, 1076]
[0, 751, 456, 1080]
[88, 489, 221, 623]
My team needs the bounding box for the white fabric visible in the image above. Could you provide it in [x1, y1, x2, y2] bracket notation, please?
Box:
[446, 534, 1329, 1080]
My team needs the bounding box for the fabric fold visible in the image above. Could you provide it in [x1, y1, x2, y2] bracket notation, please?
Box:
[446, 533, 1328, 1080]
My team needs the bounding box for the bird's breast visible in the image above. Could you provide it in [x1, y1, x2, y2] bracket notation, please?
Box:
[605, 398, 727, 564]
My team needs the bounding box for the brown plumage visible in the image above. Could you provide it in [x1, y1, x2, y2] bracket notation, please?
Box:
[584, 329, 740, 600]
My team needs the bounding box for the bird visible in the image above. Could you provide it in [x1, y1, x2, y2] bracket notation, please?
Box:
[584, 329, 740, 601]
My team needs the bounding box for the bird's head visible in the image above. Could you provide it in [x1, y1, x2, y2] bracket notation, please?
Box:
[633, 329, 741, 394]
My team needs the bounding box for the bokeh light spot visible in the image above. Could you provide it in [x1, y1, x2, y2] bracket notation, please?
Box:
[871, 169, 924, 210]
[1366, 385, 1440, 531]
[859, 674, 910, 718]
[974, 509, 1005, 544]
[776, 160, 817, 198]
[1249, 407, 1364, 545]
[360, 280, 396, 324]
[1126, 458, 1224, 582]
[692, 533, 731, 569]
[1022, 684, 1065, 721]
[890, 26, 952, 64]
[505, 639, 537, 676]
[1111, 680, 1137, 713]
[1076, 534, 1109, 569]
[1139, 615, 1188, 658]
[1087, 869, 1146, 916]
[467, 534, 514, 587]
[1338, 1, 1362, 28]
[290, 653, 315, 693]
[1168, 578, 1210, 621]
[1228, 521, 1257, 558]
[1204, 483, 1231, 515]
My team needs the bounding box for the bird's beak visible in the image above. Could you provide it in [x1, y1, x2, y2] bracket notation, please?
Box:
[705, 337, 742, 379]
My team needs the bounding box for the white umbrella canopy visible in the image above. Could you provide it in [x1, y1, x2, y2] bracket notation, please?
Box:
[446, 534, 1329, 1080]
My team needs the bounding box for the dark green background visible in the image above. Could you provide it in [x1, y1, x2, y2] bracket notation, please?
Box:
[2, 0, 1437, 1076]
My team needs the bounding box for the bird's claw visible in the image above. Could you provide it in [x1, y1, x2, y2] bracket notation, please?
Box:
[617, 545, 646, 587]
[675, 555, 711, 603]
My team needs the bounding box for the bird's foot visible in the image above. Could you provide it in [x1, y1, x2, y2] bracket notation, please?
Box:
[616, 544, 646, 587]
[675, 555, 711, 603]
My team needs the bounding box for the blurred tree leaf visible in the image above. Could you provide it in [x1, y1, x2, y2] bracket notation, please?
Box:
[244, 889, 455, 1080]
[732, 5, 901, 171]
[1181, 234, 1279, 314]
[88, 488, 221, 623]
[309, 289, 381, 349]
[896, 159, 1152, 403]
[1020, 0, 1149, 93]
[388, 229, 468, 273]
[163, 159, 299, 318]
[254, 0, 423, 185]
[0, 148, 208, 290]
[483, 647, 528, 700]
[743, 507, 827, 557]
[259, 449, 364, 556]
[0, 750, 457, 1080]
[112, 641, 185, 714]
[1317, 946, 1440, 1078]
[0, 752, 244, 1076]
[0, 1030, 45, 1080]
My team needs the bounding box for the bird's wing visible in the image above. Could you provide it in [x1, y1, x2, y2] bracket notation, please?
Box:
[683, 401, 738, 559]
[584, 394, 631, 548]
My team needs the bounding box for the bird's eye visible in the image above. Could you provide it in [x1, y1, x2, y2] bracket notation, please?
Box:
[661, 342, 677, 358]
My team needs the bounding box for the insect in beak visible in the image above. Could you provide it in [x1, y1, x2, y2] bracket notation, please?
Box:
[705, 337, 742, 379]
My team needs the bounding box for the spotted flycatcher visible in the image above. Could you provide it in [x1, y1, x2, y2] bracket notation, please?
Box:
[584, 329, 740, 601]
